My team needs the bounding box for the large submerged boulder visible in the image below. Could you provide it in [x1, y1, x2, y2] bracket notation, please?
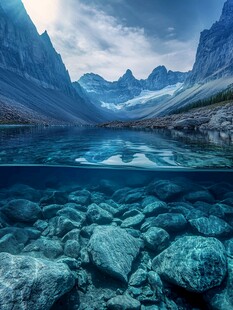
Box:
[2, 199, 41, 223]
[205, 258, 233, 310]
[152, 236, 227, 293]
[0, 252, 75, 310]
[88, 226, 141, 282]
[189, 215, 233, 237]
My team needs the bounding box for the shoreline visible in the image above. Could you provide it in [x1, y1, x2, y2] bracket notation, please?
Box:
[99, 101, 233, 133]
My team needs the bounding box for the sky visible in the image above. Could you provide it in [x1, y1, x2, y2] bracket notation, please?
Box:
[22, 0, 226, 81]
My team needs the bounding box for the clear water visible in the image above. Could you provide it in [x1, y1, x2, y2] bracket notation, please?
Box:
[0, 126, 233, 169]
[0, 126, 233, 310]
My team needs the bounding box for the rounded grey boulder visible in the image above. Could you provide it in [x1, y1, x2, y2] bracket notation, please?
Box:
[152, 236, 227, 293]
[3, 199, 41, 223]
[143, 227, 170, 253]
[0, 252, 75, 310]
[205, 258, 233, 310]
[86, 203, 113, 224]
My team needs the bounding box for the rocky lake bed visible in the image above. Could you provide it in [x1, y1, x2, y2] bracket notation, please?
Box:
[0, 171, 233, 310]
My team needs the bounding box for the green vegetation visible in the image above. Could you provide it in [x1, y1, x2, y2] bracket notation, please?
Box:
[174, 85, 233, 114]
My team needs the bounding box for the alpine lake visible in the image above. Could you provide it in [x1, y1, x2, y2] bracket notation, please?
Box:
[0, 125, 233, 310]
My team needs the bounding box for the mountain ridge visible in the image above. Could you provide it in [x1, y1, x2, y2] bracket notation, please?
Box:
[0, 0, 113, 124]
[186, 0, 233, 86]
[77, 66, 189, 105]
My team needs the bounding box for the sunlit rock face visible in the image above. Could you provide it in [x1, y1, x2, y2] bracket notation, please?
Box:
[0, 0, 72, 94]
[187, 0, 233, 86]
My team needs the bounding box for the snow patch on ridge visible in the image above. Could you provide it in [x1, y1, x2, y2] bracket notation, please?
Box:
[101, 83, 183, 111]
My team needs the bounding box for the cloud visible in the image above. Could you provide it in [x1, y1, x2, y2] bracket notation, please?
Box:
[23, 0, 197, 81]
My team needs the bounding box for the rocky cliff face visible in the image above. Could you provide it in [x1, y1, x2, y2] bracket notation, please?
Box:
[187, 0, 233, 86]
[0, 0, 113, 124]
[77, 67, 188, 104]
[77, 70, 142, 104]
[141, 66, 188, 91]
[0, 0, 72, 94]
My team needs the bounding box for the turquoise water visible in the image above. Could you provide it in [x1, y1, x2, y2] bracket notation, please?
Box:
[0, 126, 233, 169]
[0, 127, 233, 309]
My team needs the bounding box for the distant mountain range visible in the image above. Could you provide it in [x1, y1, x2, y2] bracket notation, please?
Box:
[76, 0, 233, 118]
[0, 0, 233, 124]
[76, 67, 188, 105]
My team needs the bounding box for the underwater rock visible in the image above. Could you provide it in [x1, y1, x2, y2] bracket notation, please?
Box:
[225, 239, 233, 258]
[122, 209, 141, 219]
[86, 203, 113, 224]
[142, 196, 160, 208]
[221, 198, 233, 207]
[99, 202, 118, 216]
[0, 252, 75, 310]
[61, 228, 80, 243]
[148, 180, 183, 201]
[143, 201, 168, 216]
[142, 227, 170, 253]
[88, 226, 141, 283]
[189, 215, 233, 237]
[2, 199, 41, 223]
[91, 191, 106, 204]
[40, 191, 68, 206]
[141, 213, 187, 233]
[107, 295, 141, 310]
[205, 258, 233, 310]
[42, 204, 63, 219]
[125, 228, 141, 238]
[57, 207, 85, 224]
[64, 240, 80, 259]
[121, 212, 145, 229]
[8, 184, 41, 202]
[141, 306, 159, 310]
[23, 237, 63, 259]
[0, 227, 34, 245]
[57, 257, 81, 271]
[80, 224, 98, 238]
[210, 203, 233, 219]
[148, 271, 164, 296]
[129, 268, 147, 287]
[0, 233, 23, 255]
[76, 269, 89, 292]
[152, 236, 227, 293]
[111, 187, 132, 203]
[185, 190, 214, 203]
[33, 219, 48, 232]
[68, 190, 91, 205]
[124, 190, 144, 204]
[209, 183, 233, 200]
[46, 216, 80, 237]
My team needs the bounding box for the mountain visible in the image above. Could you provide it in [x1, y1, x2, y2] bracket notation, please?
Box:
[0, 0, 110, 124]
[0, 0, 72, 94]
[141, 66, 188, 91]
[77, 0, 233, 120]
[77, 67, 188, 107]
[129, 0, 233, 118]
[187, 0, 233, 86]
[76, 69, 143, 105]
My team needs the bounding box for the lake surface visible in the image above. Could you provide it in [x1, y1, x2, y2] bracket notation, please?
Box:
[0, 126, 233, 169]
[0, 126, 233, 310]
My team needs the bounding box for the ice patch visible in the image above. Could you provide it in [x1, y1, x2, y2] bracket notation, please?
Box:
[100, 83, 183, 111]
